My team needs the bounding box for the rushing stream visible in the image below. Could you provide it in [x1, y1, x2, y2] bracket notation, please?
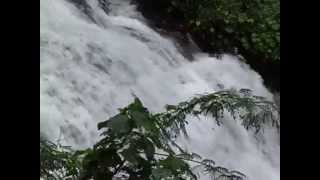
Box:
[40, 0, 279, 179]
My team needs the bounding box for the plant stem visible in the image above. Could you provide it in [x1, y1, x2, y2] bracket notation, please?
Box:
[153, 152, 206, 165]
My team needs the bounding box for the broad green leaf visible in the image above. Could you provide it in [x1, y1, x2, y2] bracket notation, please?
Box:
[130, 110, 154, 131]
[98, 114, 131, 134]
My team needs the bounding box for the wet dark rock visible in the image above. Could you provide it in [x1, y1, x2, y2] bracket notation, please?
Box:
[67, 0, 96, 22]
[98, 0, 111, 14]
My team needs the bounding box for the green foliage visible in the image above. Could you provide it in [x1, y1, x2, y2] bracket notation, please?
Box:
[40, 137, 82, 180]
[40, 89, 279, 180]
[136, 0, 280, 62]
[158, 88, 279, 139]
[81, 98, 197, 179]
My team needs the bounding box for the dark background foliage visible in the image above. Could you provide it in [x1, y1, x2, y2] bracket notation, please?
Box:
[133, 0, 280, 91]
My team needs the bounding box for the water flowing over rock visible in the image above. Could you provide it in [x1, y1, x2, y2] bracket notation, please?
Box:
[40, 0, 279, 179]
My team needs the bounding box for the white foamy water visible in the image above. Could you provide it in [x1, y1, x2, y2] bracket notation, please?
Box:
[40, 0, 279, 179]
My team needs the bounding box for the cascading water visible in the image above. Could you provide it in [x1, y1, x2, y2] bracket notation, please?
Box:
[40, 0, 279, 179]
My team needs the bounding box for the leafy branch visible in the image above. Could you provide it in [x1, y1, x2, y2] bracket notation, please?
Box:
[40, 89, 279, 180]
[157, 88, 279, 141]
[40, 137, 82, 180]
[153, 152, 246, 180]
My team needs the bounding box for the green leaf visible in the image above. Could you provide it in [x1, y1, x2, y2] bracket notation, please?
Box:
[160, 155, 187, 170]
[152, 168, 172, 180]
[120, 147, 138, 165]
[128, 97, 145, 111]
[130, 110, 154, 131]
[98, 114, 131, 134]
[144, 139, 155, 160]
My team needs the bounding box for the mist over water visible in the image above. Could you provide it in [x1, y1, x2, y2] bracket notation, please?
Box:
[40, 0, 279, 179]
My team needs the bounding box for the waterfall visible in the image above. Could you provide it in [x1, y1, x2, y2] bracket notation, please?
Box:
[40, 0, 279, 179]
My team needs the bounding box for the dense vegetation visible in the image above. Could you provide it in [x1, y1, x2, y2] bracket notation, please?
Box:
[40, 89, 279, 180]
[134, 0, 280, 91]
